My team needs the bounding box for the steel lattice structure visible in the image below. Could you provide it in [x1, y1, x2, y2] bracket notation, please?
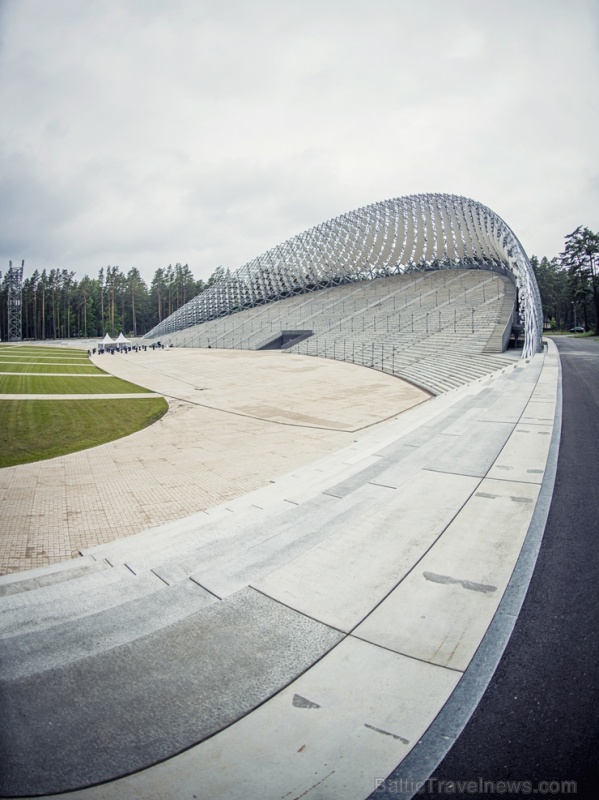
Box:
[6, 260, 24, 342]
[145, 193, 542, 357]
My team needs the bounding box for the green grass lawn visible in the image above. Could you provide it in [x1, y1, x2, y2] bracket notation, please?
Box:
[0, 346, 88, 359]
[0, 374, 151, 394]
[0, 345, 168, 466]
[0, 355, 90, 362]
[0, 364, 91, 369]
[0, 353, 90, 365]
[0, 348, 132, 379]
[0, 349, 89, 364]
[0, 398, 168, 468]
[0, 363, 106, 374]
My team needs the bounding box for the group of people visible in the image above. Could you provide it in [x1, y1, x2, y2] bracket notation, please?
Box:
[89, 342, 168, 356]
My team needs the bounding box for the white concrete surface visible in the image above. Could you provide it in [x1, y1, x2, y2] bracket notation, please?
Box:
[20, 637, 460, 800]
[254, 470, 480, 632]
[354, 478, 541, 671]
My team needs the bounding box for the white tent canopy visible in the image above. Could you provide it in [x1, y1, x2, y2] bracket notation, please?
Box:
[115, 332, 131, 344]
[100, 334, 114, 345]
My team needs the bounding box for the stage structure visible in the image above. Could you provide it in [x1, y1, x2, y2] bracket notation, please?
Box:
[6, 260, 24, 342]
[145, 194, 543, 357]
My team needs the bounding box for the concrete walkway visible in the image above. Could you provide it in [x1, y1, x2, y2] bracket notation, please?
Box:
[406, 340, 597, 796]
[0, 342, 559, 799]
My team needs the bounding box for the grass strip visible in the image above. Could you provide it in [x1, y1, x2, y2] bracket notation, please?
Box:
[0, 363, 106, 374]
[0, 347, 88, 358]
[0, 356, 93, 361]
[0, 398, 168, 468]
[0, 356, 90, 363]
[0, 375, 152, 394]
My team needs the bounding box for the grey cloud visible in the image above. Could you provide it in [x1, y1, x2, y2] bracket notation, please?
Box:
[1, 0, 598, 284]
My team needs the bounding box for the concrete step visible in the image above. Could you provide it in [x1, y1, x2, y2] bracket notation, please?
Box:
[83, 503, 279, 566]
[166, 271, 511, 367]
[82, 454, 385, 568]
[81, 501, 246, 558]
[0, 567, 167, 637]
[193, 483, 397, 598]
[94, 496, 334, 577]
[0, 578, 216, 680]
[0, 587, 343, 796]
[0, 555, 110, 596]
[89, 483, 384, 595]
[0, 562, 138, 613]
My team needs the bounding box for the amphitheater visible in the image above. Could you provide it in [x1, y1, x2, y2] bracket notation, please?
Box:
[0, 194, 558, 800]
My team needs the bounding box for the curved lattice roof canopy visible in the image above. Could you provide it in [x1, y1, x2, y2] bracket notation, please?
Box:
[145, 193, 543, 357]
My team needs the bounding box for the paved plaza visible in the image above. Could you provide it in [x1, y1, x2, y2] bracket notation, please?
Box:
[0, 347, 428, 574]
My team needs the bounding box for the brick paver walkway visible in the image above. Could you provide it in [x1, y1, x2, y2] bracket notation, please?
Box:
[0, 348, 428, 574]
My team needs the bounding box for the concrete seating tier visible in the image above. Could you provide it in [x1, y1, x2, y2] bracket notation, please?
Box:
[160, 270, 516, 394]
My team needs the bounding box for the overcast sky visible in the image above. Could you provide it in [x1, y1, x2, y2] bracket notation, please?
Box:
[1, 0, 598, 285]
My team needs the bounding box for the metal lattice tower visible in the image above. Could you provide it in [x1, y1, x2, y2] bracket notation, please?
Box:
[7, 260, 24, 342]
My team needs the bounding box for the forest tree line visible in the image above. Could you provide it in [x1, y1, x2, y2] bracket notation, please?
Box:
[0, 262, 225, 341]
[0, 226, 597, 341]
[531, 226, 599, 334]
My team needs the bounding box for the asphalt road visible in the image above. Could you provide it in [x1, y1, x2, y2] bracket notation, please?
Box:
[417, 337, 599, 798]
